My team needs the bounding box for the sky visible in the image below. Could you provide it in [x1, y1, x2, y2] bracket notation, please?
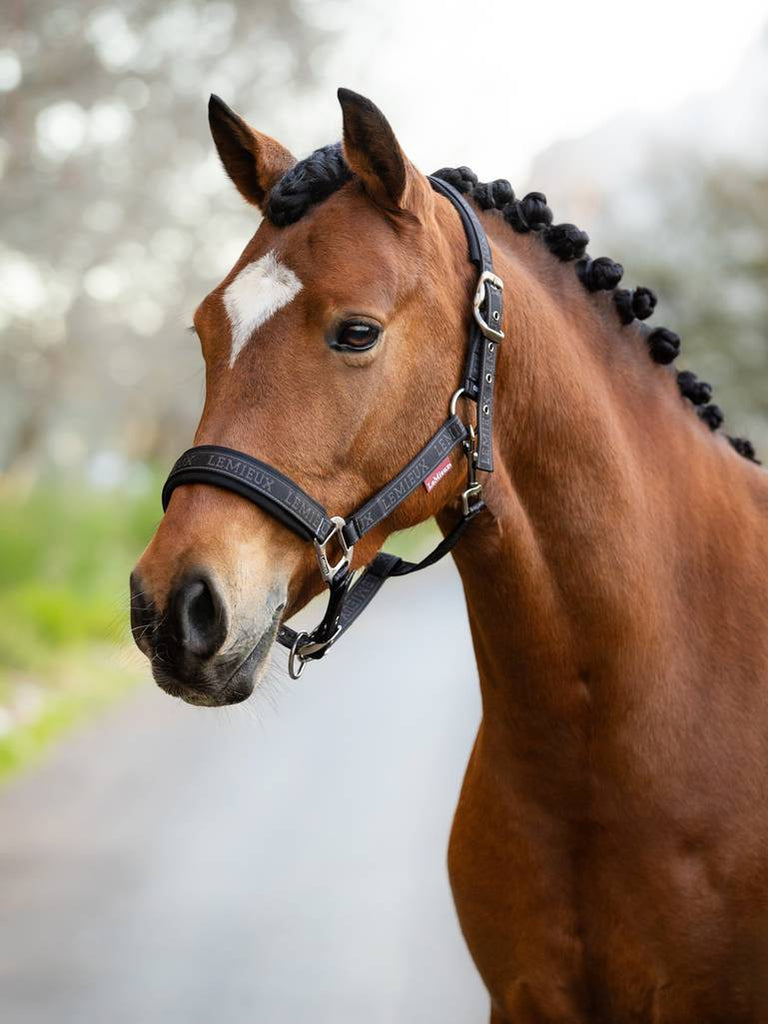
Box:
[285, 0, 768, 185]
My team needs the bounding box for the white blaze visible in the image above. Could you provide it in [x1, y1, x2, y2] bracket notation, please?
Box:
[223, 251, 303, 367]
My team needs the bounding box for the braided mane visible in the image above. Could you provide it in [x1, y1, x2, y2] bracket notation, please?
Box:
[266, 145, 760, 465]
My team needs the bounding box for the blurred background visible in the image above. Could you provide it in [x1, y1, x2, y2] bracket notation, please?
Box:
[1, 1, 767, 1021]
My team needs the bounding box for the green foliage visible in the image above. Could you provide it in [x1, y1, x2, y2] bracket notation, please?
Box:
[0, 478, 159, 778]
[0, 478, 161, 672]
[0, 649, 141, 781]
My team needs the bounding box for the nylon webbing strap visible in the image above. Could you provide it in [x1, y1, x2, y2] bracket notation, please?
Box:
[162, 445, 335, 544]
[342, 415, 467, 546]
[428, 175, 503, 473]
[164, 414, 469, 552]
[277, 500, 484, 656]
[428, 177, 493, 268]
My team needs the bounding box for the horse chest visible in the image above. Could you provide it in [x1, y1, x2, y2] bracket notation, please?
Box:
[447, 719, 768, 1023]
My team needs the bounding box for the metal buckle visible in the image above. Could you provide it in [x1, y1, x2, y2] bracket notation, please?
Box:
[461, 421, 483, 516]
[287, 625, 342, 680]
[461, 482, 483, 516]
[473, 271, 504, 341]
[314, 515, 354, 584]
[449, 391, 485, 516]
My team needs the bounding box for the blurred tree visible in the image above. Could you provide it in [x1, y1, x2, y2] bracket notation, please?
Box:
[527, 26, 768, 447]
[599, 155, 768, 443]
[0, 0, 333, 479]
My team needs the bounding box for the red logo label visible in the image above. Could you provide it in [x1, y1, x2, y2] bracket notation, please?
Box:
[423, 457, 453, 492]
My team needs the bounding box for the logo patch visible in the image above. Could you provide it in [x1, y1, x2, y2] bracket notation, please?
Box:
[423, 457, 453, 492]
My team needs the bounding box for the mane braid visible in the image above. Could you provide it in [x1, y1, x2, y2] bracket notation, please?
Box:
[432, 166, 760, 466]
[262, 149, 760, 465]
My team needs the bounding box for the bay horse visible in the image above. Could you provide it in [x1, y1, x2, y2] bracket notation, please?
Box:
[131, 89, 768, 1022]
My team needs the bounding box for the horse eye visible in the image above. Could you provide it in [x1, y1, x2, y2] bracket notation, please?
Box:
[333, 321, 381, 352]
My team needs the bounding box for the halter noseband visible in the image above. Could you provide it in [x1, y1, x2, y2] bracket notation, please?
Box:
[162, 177, 503, 679]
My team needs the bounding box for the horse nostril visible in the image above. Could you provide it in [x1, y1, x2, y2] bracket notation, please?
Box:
[172, 573, 228, 659]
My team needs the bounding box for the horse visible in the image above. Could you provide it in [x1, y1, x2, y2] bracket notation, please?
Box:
[130, 89, 768, 1022]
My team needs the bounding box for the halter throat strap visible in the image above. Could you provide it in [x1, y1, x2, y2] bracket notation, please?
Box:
[160, 175, 503, 677]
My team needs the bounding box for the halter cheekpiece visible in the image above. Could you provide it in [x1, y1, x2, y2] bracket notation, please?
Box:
[162, 177, 504, 679]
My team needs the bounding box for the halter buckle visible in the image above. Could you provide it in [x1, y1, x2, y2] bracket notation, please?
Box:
[461, 482, 484, 516]
[460, 421, 483, 516]
[314, 515, 354, 584]
[287, 624, 343, 679]
[473, 271, 505, 341]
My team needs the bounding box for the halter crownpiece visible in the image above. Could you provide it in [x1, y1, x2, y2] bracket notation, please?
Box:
[162, 177, 503, 678]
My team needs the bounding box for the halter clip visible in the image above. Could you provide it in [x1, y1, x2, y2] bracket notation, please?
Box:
[288, 624, 343, 680]
[461, 421, 483, 516]
[314, 515, 354, 584]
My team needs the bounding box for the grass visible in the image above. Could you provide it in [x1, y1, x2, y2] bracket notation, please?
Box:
[0, 476, 162, 781]
[0, 479, 162, 667]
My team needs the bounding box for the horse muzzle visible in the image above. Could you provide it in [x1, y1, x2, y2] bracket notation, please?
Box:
[130, 567, 283, 706]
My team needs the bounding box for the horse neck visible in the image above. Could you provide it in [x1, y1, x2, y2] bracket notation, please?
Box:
[443, 217, 758, 735]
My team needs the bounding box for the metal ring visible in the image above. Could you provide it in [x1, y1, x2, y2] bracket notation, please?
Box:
[288, 631, 309, 680]
[450, 387, 466, 417]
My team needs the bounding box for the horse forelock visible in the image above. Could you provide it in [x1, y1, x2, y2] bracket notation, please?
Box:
[265, 142, 351, 227]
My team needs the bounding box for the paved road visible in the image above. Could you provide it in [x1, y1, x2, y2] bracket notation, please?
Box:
[0, 561, 487, 1024]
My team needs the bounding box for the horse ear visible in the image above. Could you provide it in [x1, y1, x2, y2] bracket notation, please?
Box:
[208, 94, 295, 210]
[337, 88, 426, 213]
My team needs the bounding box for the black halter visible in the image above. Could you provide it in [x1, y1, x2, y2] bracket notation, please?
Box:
[162, 176, 504, 678]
